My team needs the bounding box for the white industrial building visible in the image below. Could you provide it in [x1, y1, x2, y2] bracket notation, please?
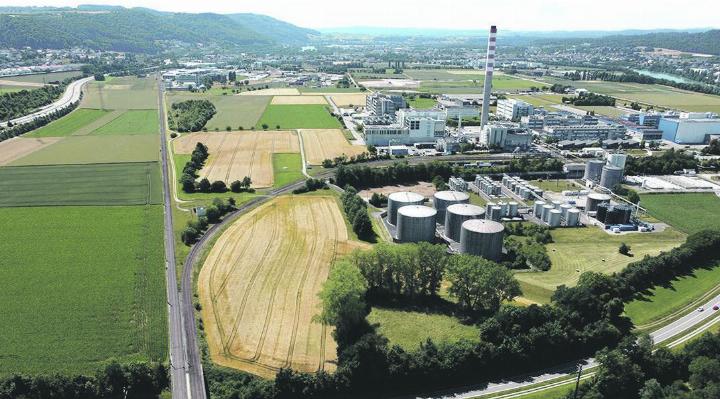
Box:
[365, 93, 406, 117]
[364, 109, 446, 146]
[482, 123, 533, 151]
[542, 124, 627, 141]
[437, 95, 480, 119]
[658, 112, 720, 144]
[496, 99, 534, 121]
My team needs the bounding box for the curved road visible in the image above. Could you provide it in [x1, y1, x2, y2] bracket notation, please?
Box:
[0, 76, 93, 128]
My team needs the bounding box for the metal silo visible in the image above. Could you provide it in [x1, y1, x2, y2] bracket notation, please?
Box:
[387, 191, 424, 225]
[542, 204, 555, 222]
[433, 191, 470, 223]
[566, 208, 580, 226]
[533, 200, 546, 217]
[397, 205, 437, 243]
[459, 219, 505, 261]
[549, 209, 562, 227]
[444, 203, 485, 242]
[485, 202, 496, 219]
[497, 201, 508, 217]
[552, 200, 562, 210]
[508, 202, 519, 217]
[583, 160, 605, 182]
[560, 203, 573, 219]
[596, 202, 611, 223]
[586, 193, 611, 212]
[490, 206, 503, 222]
[600, 165, 624, 189]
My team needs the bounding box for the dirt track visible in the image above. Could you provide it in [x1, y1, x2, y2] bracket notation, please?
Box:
[198, 196, 367, 377]
[299, 129, 367, 165]
[173, 131, 299, 187]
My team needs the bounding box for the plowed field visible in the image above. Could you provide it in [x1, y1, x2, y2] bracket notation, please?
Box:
[198, 196, 367, 377]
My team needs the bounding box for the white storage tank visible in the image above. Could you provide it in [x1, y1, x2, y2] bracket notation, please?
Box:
[606, 153, 627, 170]
[433, 191, 470, 223]
[560, 203, 573, 219]
[444, 203, 485, 242]
[490, 206, 503, 222]
[549, 209, 562, 227]
[459, 219, 505, 261]
[542, 204, 555, 222]
[387, 191, 424, 225]
[508, 202, 519, 217]
[533, 200, 546, 217]
[566, 208, 580, 226]
[552, 200, 562, 210]
[397, 205, 437, 243]
[583, 160, 605, 182]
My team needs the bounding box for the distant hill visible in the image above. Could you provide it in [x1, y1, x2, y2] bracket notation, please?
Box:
[591, 30, 720, 55]
[0, 6, 318, 53]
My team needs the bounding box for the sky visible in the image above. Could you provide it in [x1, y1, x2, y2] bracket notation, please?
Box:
[4, 0, 719, 31]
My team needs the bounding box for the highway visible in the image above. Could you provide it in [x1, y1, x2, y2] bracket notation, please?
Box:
[0, 76, 93, 128]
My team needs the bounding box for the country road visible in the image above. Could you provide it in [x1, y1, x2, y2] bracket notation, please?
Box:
[0, 76, 93, 128]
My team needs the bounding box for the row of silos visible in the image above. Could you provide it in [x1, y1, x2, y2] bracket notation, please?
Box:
[584, 153, 627, 189]
[445, 203, 485, 242]
[433, 191, 470, 223]
[448, 177, 468, 192]
[533, 200, 580, 227]
[475, 175, 502, 196]
[502, 174, 544, 200]
[484, 200, 519, 222]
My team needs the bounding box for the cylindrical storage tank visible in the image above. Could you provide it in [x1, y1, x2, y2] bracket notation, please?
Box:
[560, 203, 573, 219]
[549, 209, 562, 227]
[600, 165, 624, 189]
[502, 175, 509, 186]
[583, 160, 605, 182]
[535, 189, 545, 198]
[552, 200, 562, 210]
[497, 201, 507, 217]
[533, 200, 546, 217]
[485, 202, 496, 219]
[520, 187, 530, 200]
[566, 208, 580, 226]
[606, 153, 627, 170]
[387, 191, 424, 225]
[508, 202, 519, 217]
[459, 219, 505, 261]
[596, 202, 611, 223]
[397, 205, 437, 243]
[444, 203, 485, 242]
[542, 204, 555, 222]
[433, 191, 470, 223]
[615, 205, 632, 224]
[490, 206, 502, 222]
[586, 193, 611, 212]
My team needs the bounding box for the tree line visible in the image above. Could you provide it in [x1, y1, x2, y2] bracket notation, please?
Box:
[624, 149, 698, 175]
[562, 92, 616, 106]
[0, 75, 79, 122]
[564, 68, 720, 97]
[340, 186, 374, 240]
[0, 360, 167, 399]
[503, 223, 552, 271]
[0, 98, 80, 143]
[169, 100, 216, 132]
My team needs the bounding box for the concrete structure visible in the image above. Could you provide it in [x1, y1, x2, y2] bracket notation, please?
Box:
[542, 124, 627, 141]
[438, 96, 479, 119]
[387, 191, 424, 225]
[366, 93, 406, 117]
[445, 203, 485, 242]
[497, 99, 534, 121]
[586, 193, 611, 212]
[599, 165, 624, 189]
[482, 123, 533, 151]
[658, 113, 720, 144]
[459, 219, 504, 261]
[364, 109, 446, 146]
[397, 205, 437, 243]
[433, 191, 470, 223]
[583, 160, 605, 182]
[480, 25, 497, 128]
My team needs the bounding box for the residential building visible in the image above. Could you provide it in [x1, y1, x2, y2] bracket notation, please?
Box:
[658, 112, 720, 144]
[496, 99, 534, 121]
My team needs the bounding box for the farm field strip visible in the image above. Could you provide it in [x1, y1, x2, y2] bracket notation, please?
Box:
[10, 135, 160, 165]
[166, 93, 271, 131]
[198, 196, 366, 377]
[0, 71, 82, 84]
[0, 162, 162, 207]
[0, 137, 63, 165]
[256, 104, 342, 130]
[24, 108, 111, 137]
[271, 95, 327, 105]
[299, 129, 367, 165]
[239, 88, 300, 96]
[639, 193, 720, 234]
[90, 109, 160, 135]
[326, 93, 367, 107]
[173, 131, 299, 187]
[81, 77, 158, 110]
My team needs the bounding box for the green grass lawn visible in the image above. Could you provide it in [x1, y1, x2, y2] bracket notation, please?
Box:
[256, 104, 342, 129]
[0, 205, 166, 374]
[367, 307, 480, 350]
[167, 92, 270, 131]
[417, 73, 547, 94]
[625, 262, 720, 327]
[407, 96, 438, 109]
[575, 106, 627, 118]
[475, 382, 577, 399]
[24, 108, 110, 137]
[272, 153, 304, 188]
[469, 192, 487, 207]
[0, 162, 162, 207]
[640, 193, 720, 234]
[515, 227, 687, 303]
[404, 69, 486, 81]
[527, 179, 579, 192]
[508, 94, 566, 108]
[10, 135, 159, 165]
[0, 87, 25, 94]
[90, 109, 159, 135]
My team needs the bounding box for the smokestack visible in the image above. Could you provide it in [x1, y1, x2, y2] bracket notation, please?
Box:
[480, 25, 497, 128]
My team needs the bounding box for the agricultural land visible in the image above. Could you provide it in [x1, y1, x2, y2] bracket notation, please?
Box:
[81, 77, 158, 110]
[299, 128, 367, 165]
[198, 196, 368, 377]
[0, 137, 62, 165]
[166, 92, 271, 131]
[256, 104, 342, 129]
[639, 193, 720, 234]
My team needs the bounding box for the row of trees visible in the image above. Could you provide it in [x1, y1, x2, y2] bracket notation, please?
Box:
[292, 178, 327, 194]
[340, 187, 374, 240]
[180, 197, 236, 245]
[169, 100, 216, 132]
[0, 98, 80, 143]
[0, 361, 167, 399]
[702, 138, 720, 155]
[320, 150, 390, 169]
[0, 76, 79, 121]
[624, 149, 698, 175]
[179, 142, 209, 193]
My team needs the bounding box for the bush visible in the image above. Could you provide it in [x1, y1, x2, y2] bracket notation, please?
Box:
[211, 180, 227, 193]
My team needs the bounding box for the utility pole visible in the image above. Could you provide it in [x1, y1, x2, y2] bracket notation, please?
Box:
[573, 363, 583, 399]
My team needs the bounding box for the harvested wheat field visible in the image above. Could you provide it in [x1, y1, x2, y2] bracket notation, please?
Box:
[299, 129, 367, 165]
[0, 137, 63, 165]
[198, 196, 367, 378]
[240, 88, 300, 96]
[173, 131, 299, 187]
[327, 93, 368, 107]
[271, 95, 327, 105]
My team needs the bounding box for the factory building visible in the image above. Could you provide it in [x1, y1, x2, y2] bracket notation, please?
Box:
[523, 112, 599, 131]
[387, 191, 424, 225]
[364, 109, 446, 146]
[658, 113, 720, 144]
[542, 124, 627, 141]
[482, 123, 533, 151]
[365, 93, 406, 117]
[459, 219, 504, 261]
[496, 99, 534, 121]
[396, 205, 437, 243]
[437, 96, 480, 119]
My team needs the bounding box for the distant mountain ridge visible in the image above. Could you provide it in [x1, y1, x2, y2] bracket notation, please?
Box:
[0, 6, 319, 53]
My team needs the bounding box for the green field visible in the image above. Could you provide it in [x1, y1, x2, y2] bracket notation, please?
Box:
[367, 306, 480, 350]
[297, 87, 363, 93]
[0, 70, 83, 84]
[640, 193, 720, 234]
[256, 104, 342, 129]
[407, 96, 438, 109]
[167, 93, 270, 131]
[417, 73, 546, 94]
[625, 263, 720, 328]
[575, 106, 627, 118]
[0, 87, 24, 94]
[508, 94, 567, 108]
[527, 179, 579, 192]
[404, 69, 486, 81]
[25, 108, 110, 137]
[91, 109, 159, 135]
[516, 227, 687, 303]
[0, 162, 162, 207]
[81, 77, 158, 110]
[0, 205, 166, 374]
[10, 135, 159, 165]
[272, 153, 304, 188]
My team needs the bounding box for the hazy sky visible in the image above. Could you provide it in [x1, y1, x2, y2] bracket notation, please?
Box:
[4, 0, 719, 31]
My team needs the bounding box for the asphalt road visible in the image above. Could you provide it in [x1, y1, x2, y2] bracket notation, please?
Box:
[1, 76, 93, 128]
